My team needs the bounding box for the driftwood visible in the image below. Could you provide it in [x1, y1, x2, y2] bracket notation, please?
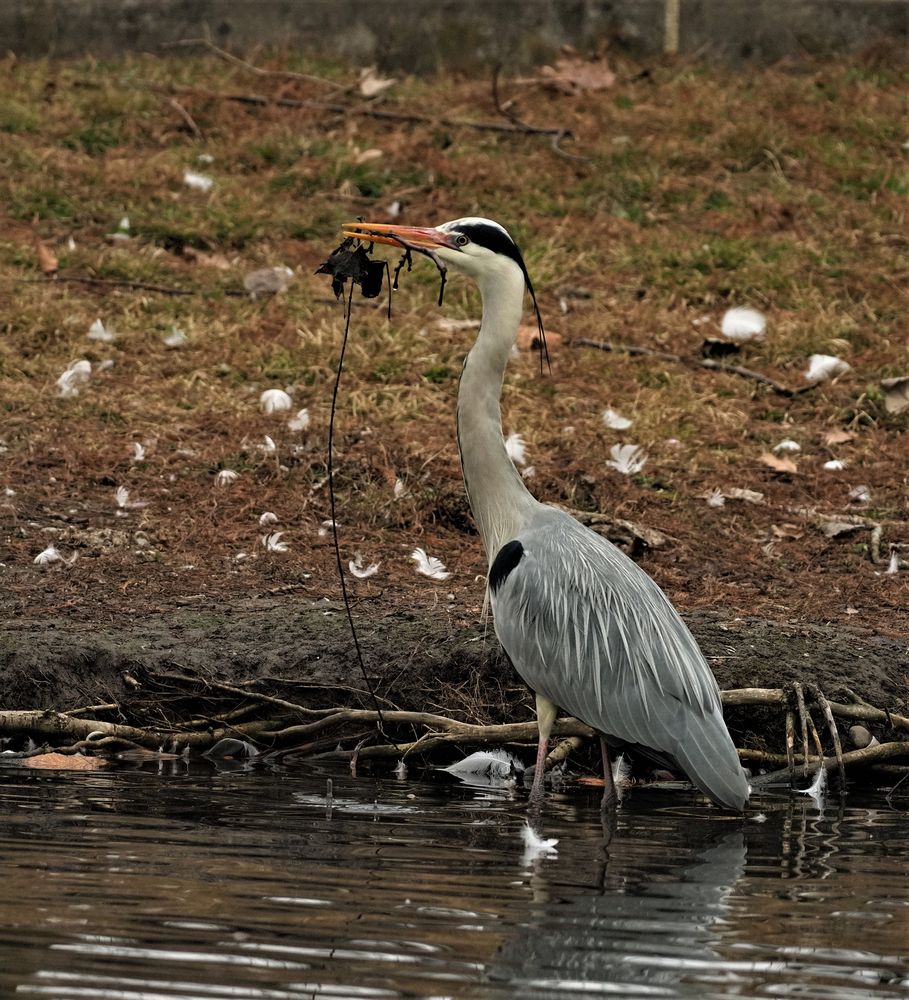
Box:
[1, 677, 907, 795]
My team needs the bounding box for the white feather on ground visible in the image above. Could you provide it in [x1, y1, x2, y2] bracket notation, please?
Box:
[805, 354, 850, 382]
[602, 408, 633, 430]
[349, 554, 380, 579]
[605, 443, 647, 475]
[260, 389, 293, 414]
[411, 547, 451, 581]
[720, 307, 766, 341]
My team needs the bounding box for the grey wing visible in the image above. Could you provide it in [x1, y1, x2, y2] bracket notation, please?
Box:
[490, 508, 749, 810]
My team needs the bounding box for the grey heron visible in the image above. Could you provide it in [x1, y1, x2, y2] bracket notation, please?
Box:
[343, 217, 750, 812]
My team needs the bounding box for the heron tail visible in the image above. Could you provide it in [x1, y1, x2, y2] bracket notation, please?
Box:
[672, 710, 751, 812]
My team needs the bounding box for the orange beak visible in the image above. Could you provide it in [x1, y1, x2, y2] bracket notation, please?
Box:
[342, 221, 457, 251]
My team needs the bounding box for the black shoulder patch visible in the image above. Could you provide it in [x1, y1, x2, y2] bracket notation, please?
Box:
[489, 539, 524, 594]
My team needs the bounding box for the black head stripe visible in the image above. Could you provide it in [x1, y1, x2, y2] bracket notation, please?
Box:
[456, 223, 528, 276]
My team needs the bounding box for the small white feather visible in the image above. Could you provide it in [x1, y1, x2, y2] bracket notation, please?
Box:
[796, 765, 828, 808]
[287, 408, 310, 432]
[411, 547, 451, 581]
[605, 443, 647, 475]
[805, 354, 850, 382]
[349, 554, 380, 579]
[260, 389, 293, 414]
[163, 326, 188, 348]
[886, 551, 900, 575]
[261, 531, 289, 553]
[56, 359, 92, 398]
[602, 407, 633, 430]
[521, 822, 559, 862]
[704, 488, 725, 508]
[215, 469, 239, 487]
[259, 511, 279, 527]
[720, 307, 766, 342]
[88, 318, 115, 343]
[131, 442, 146, 462]
[33, 545, 63, 566]
[184, 170, 213, 192]
[773, 439, 801, 453]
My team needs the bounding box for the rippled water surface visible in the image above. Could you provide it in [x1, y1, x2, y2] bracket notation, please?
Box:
[0, 762, 907, 999]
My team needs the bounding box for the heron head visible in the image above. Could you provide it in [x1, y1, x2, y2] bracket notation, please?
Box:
[342, 216, 532, 290]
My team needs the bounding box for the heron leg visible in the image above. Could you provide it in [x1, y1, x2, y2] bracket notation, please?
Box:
[527, 694, 558, 807]
[599, 736, 618, 811]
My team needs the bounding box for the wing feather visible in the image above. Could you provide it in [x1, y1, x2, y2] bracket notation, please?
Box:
[490, 506, 749, 810]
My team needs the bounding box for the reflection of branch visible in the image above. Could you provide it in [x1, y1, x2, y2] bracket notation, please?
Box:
[574, 337, 817, 397]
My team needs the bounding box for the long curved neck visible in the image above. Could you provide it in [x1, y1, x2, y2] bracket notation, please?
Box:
[456, 266, 540, 562]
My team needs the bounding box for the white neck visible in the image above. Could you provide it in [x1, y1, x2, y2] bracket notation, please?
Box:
[456, 265, 540, 561]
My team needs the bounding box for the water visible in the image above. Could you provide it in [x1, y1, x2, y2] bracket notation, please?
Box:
[0, 762, 907, 999]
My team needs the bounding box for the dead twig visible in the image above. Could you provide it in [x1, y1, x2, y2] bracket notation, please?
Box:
[491, 64, 584, 162]
[168, 97, 203, 138]
[165, 84, 572, 142]
[14, 273, 248, 297]
[163, 35, 349, 91]
[574, 337, 816, 397]
[316, 718, 596, 762]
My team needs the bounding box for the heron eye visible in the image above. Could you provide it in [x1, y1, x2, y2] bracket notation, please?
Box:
[455, 234, 470, 247]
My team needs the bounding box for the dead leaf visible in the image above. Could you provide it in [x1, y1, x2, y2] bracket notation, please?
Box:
[881, 376, 909, 415]
[537, 50, 616, 95]
[516, 325, 564, 352]
[358, 66, 395, 99]
[352, 147, 384, 166]
[760, 451, 798, 474]
[23, 753, 107, 770]
[824, 429, 855, 446]
[35, 237, 58, 275]
[726, 487, 765, 504]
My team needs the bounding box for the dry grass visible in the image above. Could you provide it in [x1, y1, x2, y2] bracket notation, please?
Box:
[1, 50, 907, 632]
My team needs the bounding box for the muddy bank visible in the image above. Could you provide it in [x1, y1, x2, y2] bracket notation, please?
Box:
[1, 603, 906, 741]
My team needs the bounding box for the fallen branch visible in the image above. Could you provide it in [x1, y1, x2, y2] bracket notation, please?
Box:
[573, 337, 815, 397]
[722, 687, 909, 733]
[315, 718, 595, 762]
[163, 35, 350, 91]
[16, 273, 247, 297]
[746, 740, 909, 786]
[165, 83, 573, 141]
